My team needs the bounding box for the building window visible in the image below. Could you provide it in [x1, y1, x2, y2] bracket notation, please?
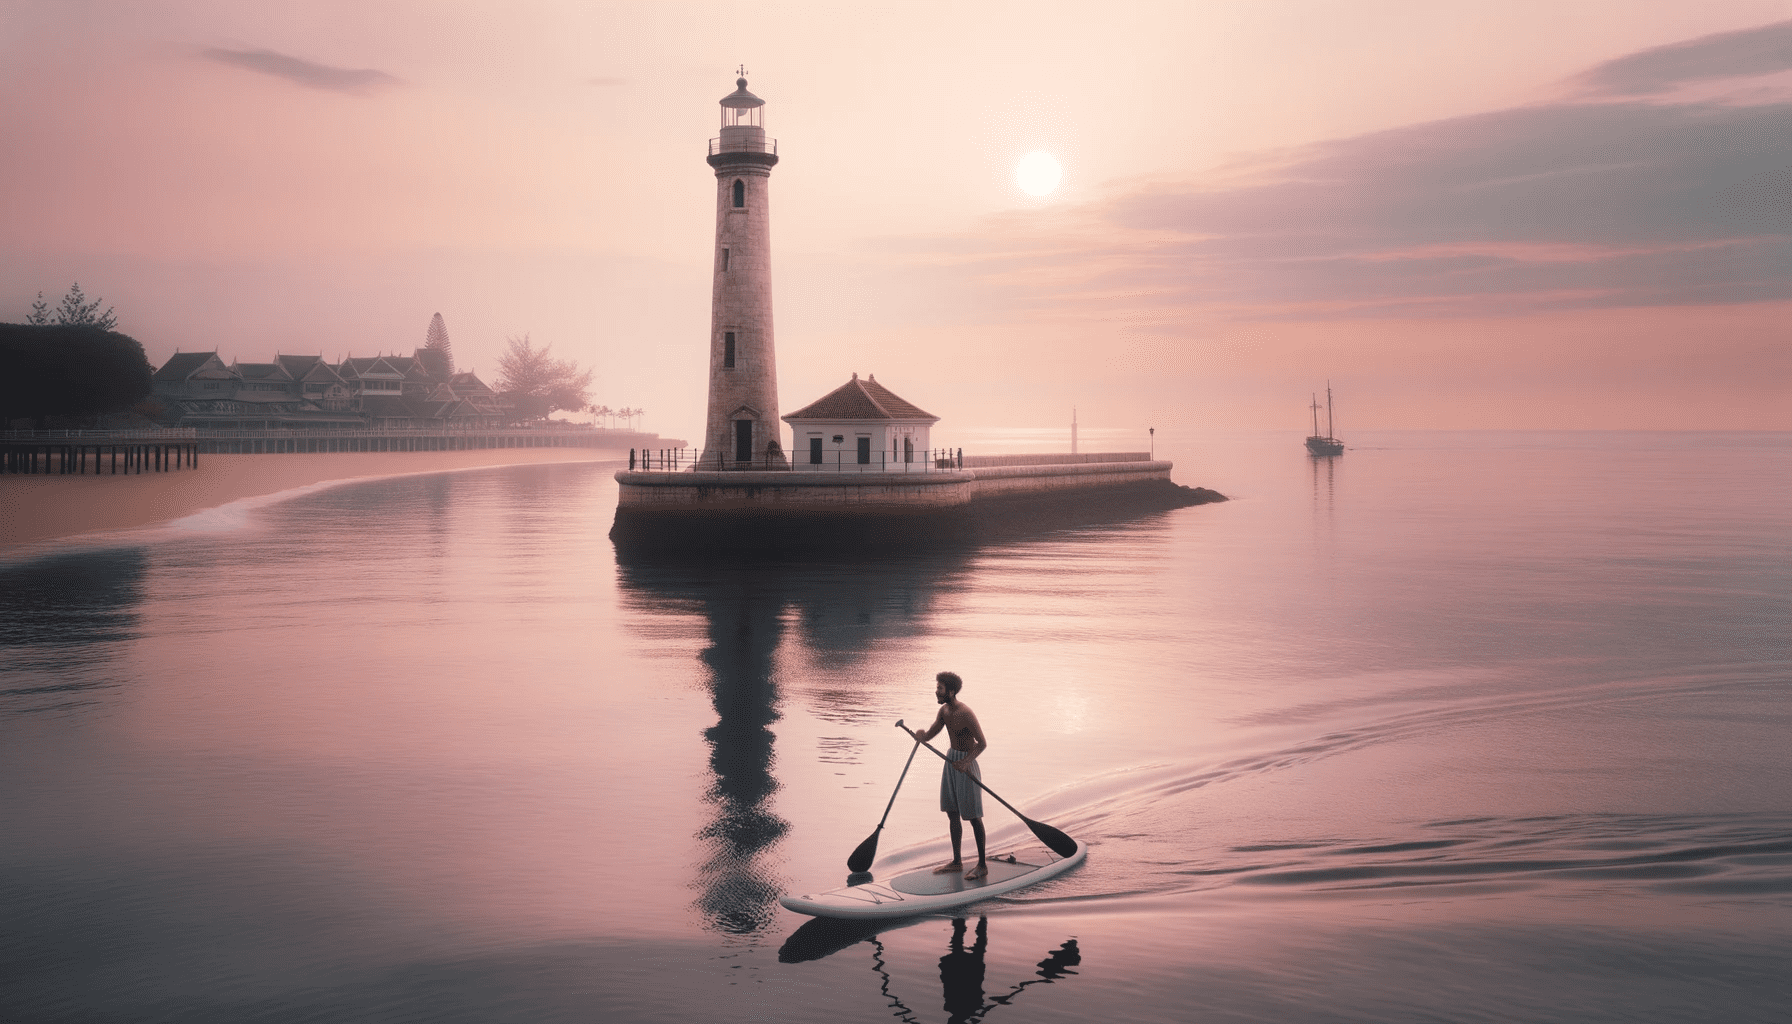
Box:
[722, 248, 730, 271]
[904, 437, 914, 463]
[735, 419, 754, 462]
[733, 179, 745, 208]
[857, 436, 871, 465]
[724, 332, 736, 368]
[809, 437, 823, 464]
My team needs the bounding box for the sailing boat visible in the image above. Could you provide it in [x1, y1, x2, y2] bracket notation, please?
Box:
[1305, 383, 1344, 456]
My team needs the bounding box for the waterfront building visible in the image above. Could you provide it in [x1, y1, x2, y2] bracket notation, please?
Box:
[149, 350, 511, 431]
[782, 373, 940, 470]
[277, 355, 354, 412]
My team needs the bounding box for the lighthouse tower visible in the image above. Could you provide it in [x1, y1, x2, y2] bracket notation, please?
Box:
[704, 75, 784, 468]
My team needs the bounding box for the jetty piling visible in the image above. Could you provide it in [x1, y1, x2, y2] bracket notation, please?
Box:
[3, 428, 681, 476]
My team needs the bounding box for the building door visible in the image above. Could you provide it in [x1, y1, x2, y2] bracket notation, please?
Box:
[735, 419, 753, 463]
[856, 436, 871, 465]
[809, 437, 823, 465]
[904, 437, 913, 463]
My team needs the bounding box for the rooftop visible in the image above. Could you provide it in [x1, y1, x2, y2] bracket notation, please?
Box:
[783, 374, 938, 423]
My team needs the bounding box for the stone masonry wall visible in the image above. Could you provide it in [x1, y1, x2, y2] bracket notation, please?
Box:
[704, 160, 780, 466]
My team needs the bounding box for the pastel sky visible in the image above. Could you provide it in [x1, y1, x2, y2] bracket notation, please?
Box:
[3, 1, 1789, 435]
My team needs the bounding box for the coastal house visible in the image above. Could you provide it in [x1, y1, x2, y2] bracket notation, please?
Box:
[277, 355, 355, 412]
[338, 357, 408, 400]
[151, 351, 245, 425]
[151, 351, 238, 400]
[448, 372, 510, 424]
[148, 350, 532, 431]
[781, 373, 940, 470]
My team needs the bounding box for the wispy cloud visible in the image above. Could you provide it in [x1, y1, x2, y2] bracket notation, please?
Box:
[1573, 18, 1792, 97]
[202, 48, 401, 95]
[904, 19, 1792, 325]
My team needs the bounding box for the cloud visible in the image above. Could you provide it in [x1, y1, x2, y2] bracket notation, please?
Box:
[1574, 18, 1792, 97]
[202, 48, 400, 95]
[899, 20, 1792, 325]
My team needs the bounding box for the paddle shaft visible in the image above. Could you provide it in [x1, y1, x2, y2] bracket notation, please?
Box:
[876, 735, 922, 828]
[847, 733, 924, 871]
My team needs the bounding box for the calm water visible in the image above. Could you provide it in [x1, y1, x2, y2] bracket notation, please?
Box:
[3, 430, 1789, 1023]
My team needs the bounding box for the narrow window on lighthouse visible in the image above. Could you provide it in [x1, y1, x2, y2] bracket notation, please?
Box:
[722, 248, 730, 271]
[723, 332, 736, 368]
[732, 179, 745, 208]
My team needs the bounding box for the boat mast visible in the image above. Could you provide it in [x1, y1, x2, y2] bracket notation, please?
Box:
[1326, 382, 1335, 440]
[1311, 393, 1321, 436]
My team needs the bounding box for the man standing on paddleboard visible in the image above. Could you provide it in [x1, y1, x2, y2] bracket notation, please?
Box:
[906, 671, 990, 880]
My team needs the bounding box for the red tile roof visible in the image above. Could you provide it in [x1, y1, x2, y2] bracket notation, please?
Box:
[782, 374, 938, 422]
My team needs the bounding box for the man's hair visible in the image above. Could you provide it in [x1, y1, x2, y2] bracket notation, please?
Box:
[936, 671, 963, 696]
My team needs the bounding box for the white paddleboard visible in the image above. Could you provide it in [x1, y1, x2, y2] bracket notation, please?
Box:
[779, 839, 1086, 920]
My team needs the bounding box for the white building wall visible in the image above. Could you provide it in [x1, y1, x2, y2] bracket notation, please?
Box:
[789, 419, 935, 472]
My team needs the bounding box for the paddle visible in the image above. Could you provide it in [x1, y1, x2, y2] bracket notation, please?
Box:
[895, 720, 1079, 859]
[846, 733, 922, 872]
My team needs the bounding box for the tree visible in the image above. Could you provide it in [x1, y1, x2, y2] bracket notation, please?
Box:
[0, 323, 152, 428]
[30, 283, 118, 330]
[421, 312, 454, 375]
[494, 334, 594, 414]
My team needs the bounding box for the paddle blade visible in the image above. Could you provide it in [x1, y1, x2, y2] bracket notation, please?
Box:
[846, 827, 881, 873]
[1025, 817, 1078, 859]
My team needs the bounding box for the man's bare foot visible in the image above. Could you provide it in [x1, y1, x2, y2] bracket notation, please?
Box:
[932, 861, 964, 874]
[964, 863, 988, 880]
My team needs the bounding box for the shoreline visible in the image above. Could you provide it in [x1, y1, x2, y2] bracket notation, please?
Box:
[0, 448, 625, 548]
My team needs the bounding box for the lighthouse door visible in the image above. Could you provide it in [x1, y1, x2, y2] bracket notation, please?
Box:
[735, 419, 754, 463]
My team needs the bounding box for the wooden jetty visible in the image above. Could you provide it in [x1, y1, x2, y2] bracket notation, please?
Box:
[2, 432, 199, 476]
[2, 427, 681, 476]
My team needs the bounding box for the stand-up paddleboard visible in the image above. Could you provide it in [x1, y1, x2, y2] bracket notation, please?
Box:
[779, 840, 1086, 920]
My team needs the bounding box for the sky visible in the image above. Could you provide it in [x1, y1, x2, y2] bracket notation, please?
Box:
[2, 0, 1789, 437]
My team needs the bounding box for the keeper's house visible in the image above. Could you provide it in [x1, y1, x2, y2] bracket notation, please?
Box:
[783, 373, 939, 471]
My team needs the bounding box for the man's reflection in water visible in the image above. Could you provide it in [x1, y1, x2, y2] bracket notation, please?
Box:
[941, 916, 1083, 1024]
[940, 916, 989, 1023]
[780, 912, 1081, 1021]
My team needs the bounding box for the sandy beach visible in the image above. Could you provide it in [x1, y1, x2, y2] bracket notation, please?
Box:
[0, 448, 625, 548]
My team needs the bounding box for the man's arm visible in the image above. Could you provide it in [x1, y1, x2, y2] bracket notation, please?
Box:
[910, 706, 948, 742]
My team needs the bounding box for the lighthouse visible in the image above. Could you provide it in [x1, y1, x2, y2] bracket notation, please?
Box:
[704, 75, 784, 468]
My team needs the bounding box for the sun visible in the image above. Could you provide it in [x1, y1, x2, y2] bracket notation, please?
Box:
[1016, 151, 1062, 196]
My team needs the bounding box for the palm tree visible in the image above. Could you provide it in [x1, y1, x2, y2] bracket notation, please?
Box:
[594, 404, 612, 429]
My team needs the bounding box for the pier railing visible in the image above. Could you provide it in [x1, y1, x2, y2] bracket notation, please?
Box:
[629, 447, 965, 473]
[624, 449, 1157, 472]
